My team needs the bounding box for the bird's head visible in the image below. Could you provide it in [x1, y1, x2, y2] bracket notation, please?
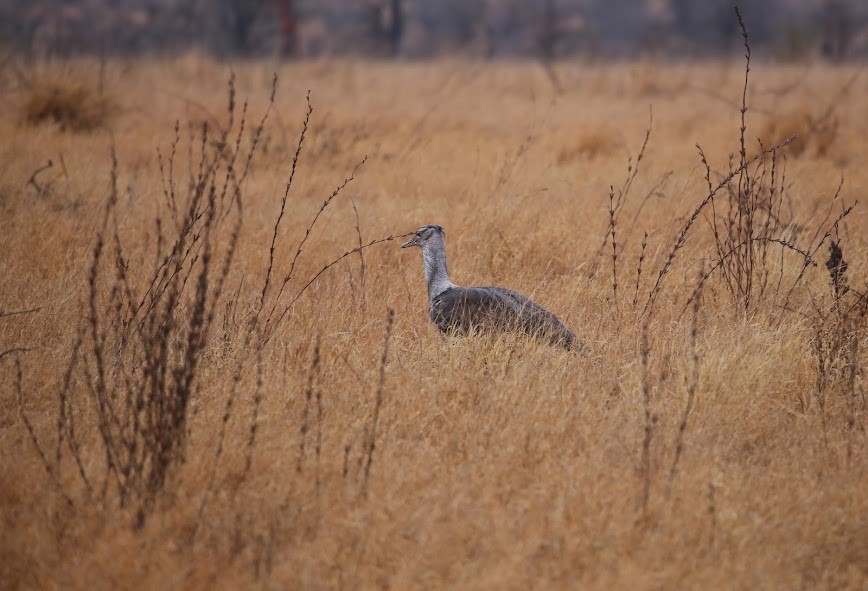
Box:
[401, 224, 445, 249]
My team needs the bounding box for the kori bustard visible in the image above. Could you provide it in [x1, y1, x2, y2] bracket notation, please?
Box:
[402, 224, 579, 350]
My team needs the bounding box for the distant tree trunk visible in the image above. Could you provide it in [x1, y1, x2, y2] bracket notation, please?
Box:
[221, 0, 260, 55]
[670, 0, 736, 53]
[479, 0, 495, 58]
[387, 0, 404, 56]
[539, 0, 556, 61]
[822, 0, 852, 61]
[539, 0, 562, 93]
[277, 0, 296, 56]
[367, 0, 403, 57]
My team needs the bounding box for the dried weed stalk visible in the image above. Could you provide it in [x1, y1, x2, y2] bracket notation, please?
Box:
[22, 74, 275, 525]
[297, 336, 321, 475]
[590, 108, 654, 287]
[361, 309, 395, 499]
[638, 323, 655, 513]
[669, 265, 703, 483]
[810, 240, 866, 414]
[642, 8, 849, 318]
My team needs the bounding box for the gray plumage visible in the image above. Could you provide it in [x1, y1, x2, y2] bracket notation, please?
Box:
[402, 224, 578, 350]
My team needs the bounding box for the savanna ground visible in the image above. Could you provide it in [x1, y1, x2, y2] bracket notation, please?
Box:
[1, 52, 866, 589]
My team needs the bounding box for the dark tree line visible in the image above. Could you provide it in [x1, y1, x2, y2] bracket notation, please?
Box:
[1, 0, 866, 60]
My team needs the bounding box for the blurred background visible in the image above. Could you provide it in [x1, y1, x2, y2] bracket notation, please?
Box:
[2, 0, 868, 61]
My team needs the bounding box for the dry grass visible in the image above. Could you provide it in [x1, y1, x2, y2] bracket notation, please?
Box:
[22, 78, 115, 132]
[1, 53, 867, 590]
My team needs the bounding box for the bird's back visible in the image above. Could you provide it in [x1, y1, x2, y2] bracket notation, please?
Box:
[430, 286, 577, 349]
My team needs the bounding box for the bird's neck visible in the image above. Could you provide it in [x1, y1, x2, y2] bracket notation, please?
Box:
[421, 241, 455, 300]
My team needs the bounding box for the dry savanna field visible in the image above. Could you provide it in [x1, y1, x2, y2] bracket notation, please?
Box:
[1, 52, 867, 589]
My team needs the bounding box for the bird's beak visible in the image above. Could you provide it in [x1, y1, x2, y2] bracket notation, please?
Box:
[401, 237, 416, 248]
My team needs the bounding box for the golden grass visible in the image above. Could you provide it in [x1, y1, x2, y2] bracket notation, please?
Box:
[1, 55, 866, 590]
[21, 74, 115, 132]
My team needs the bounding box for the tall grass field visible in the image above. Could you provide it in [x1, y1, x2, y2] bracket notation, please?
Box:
[1, 48, 866, 589]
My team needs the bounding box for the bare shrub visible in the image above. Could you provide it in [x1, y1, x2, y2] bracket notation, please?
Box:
[22, 78, 115, 131]
[556, 129, 620, 164]
[760, 107, 837, 158]
[14, 74, 274, 527]
[810, 241, 867, 413]
[643, 7, 853, 318]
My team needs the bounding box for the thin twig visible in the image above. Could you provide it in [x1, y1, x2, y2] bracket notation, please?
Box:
[351, 198, 367, 310]
[0, 347, 32, 360]
[780, 201, 855, 319]
[264, 232, 412, 344]
[265, 154, 370, 329]
[361, 309, 394, 499]
[0, 307, 41, 319]
[258, 90, 311, 319]
[27, 159, 53, 194]
[638, 323, 654, 513]
[15, 355, 74, 506]
[669, 264, 703, 482]
[680, 236, 816, 318]
[297, 336, 321, 474]
[642, 133, 797, 317]
[633, 231, 648, 307]
[608, 187, 619, 313]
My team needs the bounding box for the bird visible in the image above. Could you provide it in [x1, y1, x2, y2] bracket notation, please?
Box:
[401, 224, 579, 350]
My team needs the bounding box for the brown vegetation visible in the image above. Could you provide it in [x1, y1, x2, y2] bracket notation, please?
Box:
[22, 77, 115, 132]
[1, 50, 866, 589]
